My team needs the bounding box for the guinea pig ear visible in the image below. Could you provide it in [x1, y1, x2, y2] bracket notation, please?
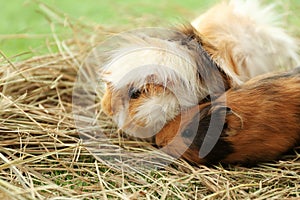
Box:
[213, 105, 244, 138]
[212, 105, 245, 131]
[225, 107, 244, 133]
[211, 104, 231, 112]
[209, 105, 232, 121]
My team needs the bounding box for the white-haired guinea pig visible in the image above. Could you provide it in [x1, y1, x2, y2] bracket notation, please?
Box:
[156, 67, 300, 165]
[101, 0, 299, 138]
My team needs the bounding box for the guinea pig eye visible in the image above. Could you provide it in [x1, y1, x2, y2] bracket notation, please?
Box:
[128, 87, 141, 99]
[181, 129, 193, 138]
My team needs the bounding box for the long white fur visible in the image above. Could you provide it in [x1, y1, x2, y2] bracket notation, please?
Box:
[102, 37, 202, 97]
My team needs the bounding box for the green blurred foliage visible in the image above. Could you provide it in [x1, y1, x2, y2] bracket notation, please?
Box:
[0, 0, 299, 58]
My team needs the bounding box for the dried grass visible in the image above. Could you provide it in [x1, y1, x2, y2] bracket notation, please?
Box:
[0, 1, 300, 200]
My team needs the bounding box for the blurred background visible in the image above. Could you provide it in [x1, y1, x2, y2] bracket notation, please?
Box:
[0, 0, 299, 59]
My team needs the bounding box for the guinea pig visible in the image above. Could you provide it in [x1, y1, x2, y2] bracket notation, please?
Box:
[155, 67, 300, 165]
[100, 0, 299, 139]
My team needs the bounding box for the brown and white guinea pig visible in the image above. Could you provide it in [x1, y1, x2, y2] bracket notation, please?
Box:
[155, 67, 300, 165]
[100, 0, 299, 138]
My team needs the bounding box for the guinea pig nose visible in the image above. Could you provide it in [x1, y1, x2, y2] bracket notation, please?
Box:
[153, 143, 163, 148]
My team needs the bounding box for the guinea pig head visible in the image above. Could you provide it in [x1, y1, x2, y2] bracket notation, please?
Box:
[100, 27, 232, 139]
[155, 100, 238, 164]
[101, 80, 182, 138]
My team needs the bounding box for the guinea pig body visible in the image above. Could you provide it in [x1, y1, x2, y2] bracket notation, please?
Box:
[155, 68, 300, 165]
[101, 0, 299, 139]
[191, 0, 300, 80]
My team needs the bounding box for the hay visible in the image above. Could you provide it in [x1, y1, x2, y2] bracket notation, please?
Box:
[1, 2, 300, 200]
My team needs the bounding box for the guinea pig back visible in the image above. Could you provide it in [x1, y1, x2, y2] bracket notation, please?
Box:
[155, 68, 300, 165]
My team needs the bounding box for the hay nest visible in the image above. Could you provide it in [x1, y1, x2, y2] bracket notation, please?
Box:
[1, 5, 300, 200]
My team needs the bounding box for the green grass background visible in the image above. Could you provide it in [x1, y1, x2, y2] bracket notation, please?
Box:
[0, 0, 300, 58]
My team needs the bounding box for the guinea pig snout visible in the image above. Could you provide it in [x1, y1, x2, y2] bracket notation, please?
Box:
[101, 87, 125, 117]
[101, 90, 114, 116]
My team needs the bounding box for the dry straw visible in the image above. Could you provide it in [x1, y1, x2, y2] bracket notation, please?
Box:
[0, 1, 299, 200]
